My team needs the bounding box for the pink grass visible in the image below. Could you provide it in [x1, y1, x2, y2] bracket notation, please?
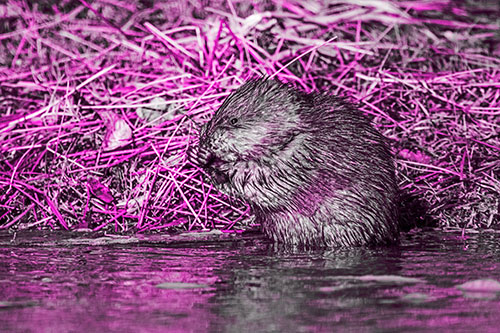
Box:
[0, 0, 499, 233]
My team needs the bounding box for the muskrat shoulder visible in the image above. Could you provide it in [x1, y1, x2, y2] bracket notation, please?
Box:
[197, 78, 399, 248]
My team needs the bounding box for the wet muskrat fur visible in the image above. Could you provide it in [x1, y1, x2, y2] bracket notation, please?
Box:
[197, 78, 399, 248]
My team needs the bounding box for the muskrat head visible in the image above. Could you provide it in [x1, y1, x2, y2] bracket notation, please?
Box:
[197, 79, 304, 186]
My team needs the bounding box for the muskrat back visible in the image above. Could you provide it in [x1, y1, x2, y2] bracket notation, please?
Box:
[197, 78, 399, 248]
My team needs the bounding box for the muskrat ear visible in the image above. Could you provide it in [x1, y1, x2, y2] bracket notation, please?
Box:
[277, 131, 301, 150]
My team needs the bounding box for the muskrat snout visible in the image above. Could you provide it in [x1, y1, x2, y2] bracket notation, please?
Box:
[197, 138, 223, 168]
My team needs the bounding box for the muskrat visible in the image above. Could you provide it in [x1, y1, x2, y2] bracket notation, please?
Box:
[197, 78, 399, 247]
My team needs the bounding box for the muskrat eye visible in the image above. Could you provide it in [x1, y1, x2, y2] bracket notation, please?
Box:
[229, 117, 238, 125]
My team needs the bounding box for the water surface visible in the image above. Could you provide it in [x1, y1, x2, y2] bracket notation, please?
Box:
[1, 230, 500, 332]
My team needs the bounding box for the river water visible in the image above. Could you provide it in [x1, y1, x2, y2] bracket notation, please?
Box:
[1, 230, 500, 332]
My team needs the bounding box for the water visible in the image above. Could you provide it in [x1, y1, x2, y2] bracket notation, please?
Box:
[1, 230, 500, 332]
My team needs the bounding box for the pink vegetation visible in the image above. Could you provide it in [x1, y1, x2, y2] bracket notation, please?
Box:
[0, 1, 498, 233]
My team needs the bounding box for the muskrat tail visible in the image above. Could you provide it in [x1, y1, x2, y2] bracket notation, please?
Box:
[398, 190, 437, 232]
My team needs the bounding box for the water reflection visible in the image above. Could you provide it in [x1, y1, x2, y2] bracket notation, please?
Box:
[0, 231, 500, 332]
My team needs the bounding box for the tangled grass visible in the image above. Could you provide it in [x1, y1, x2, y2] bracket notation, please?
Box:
[0, 0, 499, 234]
